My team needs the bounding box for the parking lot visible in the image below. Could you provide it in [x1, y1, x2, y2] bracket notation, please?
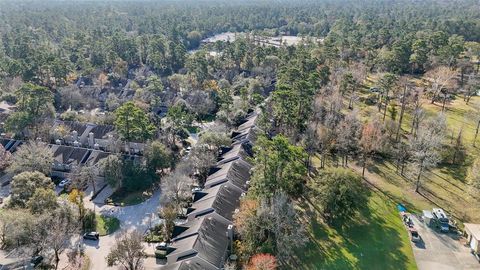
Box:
[409, 215, 480, 270]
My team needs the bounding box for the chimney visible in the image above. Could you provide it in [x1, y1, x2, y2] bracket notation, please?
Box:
[227, 224, 234, 252]
[88, 132, 94, 148]
[72, 130, 78, 142]
[107, 134, 114, 151]
[133, 143, 138, 154]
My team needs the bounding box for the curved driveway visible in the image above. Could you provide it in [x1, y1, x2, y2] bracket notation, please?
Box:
[84, 190, 161, 270]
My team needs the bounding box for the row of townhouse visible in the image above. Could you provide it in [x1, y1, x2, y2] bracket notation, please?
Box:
[161, 110, 260, 270]
[51, 120, 145, 154]
[0, 137, 111, 179]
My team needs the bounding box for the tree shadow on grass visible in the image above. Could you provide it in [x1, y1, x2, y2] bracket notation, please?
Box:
[294, 191, 415, 270]
[437, 157, 472, 185]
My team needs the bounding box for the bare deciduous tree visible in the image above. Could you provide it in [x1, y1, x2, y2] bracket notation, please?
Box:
[160, 171, 194, 208]
[188, 144, 217, 184]
[409, 114, 446, 193]
[0, 144, 12, 171]
[359, 119, 385, 176]
[107, 231, 146, 270]
[7, 141, 53, 175]
[425, 66, 456, 104]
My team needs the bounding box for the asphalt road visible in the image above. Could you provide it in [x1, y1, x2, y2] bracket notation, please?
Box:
[409, 215, 480, 270]
[83, 190, 162, 270]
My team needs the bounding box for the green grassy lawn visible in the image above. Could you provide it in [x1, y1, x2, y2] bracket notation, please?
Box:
[296, 189, 417, 270]
[354, 77, 480, 222]
[108, 189, 152, 206]
[96, 214, 120, 236]
[296, 82, 480, 269]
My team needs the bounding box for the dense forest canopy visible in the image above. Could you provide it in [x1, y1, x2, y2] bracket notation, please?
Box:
[0, 0, 479, 84]
[1, 0, 480, 269]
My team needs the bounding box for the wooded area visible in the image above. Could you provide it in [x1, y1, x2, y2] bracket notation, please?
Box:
[0, 0, 480, 269]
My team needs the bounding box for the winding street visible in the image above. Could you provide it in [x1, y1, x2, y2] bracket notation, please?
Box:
[83, 190, 161, 270]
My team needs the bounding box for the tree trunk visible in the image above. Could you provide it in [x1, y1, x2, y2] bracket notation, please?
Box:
[55, 250, 60, 270]
[466, 92, 473, 104]
[396, 86, 407, 142]
[377, 94, 382, 112]
[383, 89, 389, 122]
[474, 120, 480, 147]
[383, 101, 388, 122]
[442, 93, 447, 111]
[415, 164, 423, 193]
[362, 153, 367, 177]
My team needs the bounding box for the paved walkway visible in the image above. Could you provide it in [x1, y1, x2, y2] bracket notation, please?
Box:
[409, 215, 479, 270]
[83, 190, 162, 270]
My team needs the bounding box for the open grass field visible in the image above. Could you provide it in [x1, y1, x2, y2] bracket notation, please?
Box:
[296, 187, 417, 270]
[294, 79, 480, 269]
[355, 77, 480, 223]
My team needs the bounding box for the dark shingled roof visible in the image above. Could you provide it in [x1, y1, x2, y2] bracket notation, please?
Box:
[160, 256, 218, 270]
[90, 124, 114, 139]
[205, 158, 251, 191]
[59, 121, 89, 136]
[232, 126, 258, 145]
[235, 111, 259, 132]
[85, 150, 110, 165]
[187, 182, 243, 221]
[50, 145, 91, 166]
[51, 145, 75, 164]
[167, 213, 230, 269]
[217, 143, 252, 165]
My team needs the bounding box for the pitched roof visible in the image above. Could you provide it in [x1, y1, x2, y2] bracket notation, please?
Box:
[50, 145, 91, 166]
[217, 143, 252, 165]
[231, 126, 258, 145]
[188, 182, 244, 222]
[160, 256, 218, 270]
[0, 138, 21, 152]
[235, 111, 259, 133]
[167, 213, 231, 268]
[51, 145, 75, 164]
[54, 120, 114, 140]
[85, 150, 110, 165]
[89, 124, 114, 139]
[205, 158, 252, 191]
[56, 120, 89, 136]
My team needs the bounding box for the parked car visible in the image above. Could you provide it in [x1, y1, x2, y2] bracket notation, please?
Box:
[409, 229, 421, 243]
[432, 208, 449, 232]
[369, 87, 380, 93]
[83, 232, 99, 240]
[0, 197, 3, 204]
[154, 242, 174, 259]
[155, 242, 168, 251]
[30, 255, 44, 267]
[402, 214, 414, 228]
[58, 178, 71, 188]
[191, 187, 202, 193]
